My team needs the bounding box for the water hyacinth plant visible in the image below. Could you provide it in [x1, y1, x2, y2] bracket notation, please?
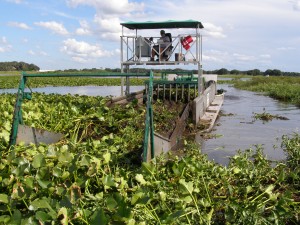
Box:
[0, 92, 299, 224]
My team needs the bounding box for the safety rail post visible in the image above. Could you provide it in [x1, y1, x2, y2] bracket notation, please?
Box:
[9, 72, 27, 146]
[143, 70, 154, 162]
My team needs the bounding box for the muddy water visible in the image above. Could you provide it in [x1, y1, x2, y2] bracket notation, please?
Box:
[198, 84, 300, 165]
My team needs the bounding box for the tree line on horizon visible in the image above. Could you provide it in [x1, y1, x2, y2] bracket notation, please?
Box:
[1, 61, 299, 76]
[205, 68, 300, 76]
[0, 61, 39, 71]
[56, 67, 300, 76]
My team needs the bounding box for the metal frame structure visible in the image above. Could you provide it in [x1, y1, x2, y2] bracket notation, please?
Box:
[120, 20, 204, 95]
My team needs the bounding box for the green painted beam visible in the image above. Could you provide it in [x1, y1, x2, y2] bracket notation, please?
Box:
[22, 72, 149, 78]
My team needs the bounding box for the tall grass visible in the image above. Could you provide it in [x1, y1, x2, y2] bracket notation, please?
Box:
[233, 76, 300, 106]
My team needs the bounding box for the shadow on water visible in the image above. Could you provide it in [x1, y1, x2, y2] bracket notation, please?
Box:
[198, 84, 300, 166]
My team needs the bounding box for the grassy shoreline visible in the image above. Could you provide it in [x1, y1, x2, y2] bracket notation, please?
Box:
[231, 76, 300, 106]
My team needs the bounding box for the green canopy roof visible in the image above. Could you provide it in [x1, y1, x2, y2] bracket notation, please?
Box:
[121, 20, 204, 30]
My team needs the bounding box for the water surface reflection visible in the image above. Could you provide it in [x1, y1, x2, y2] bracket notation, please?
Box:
[0, 86, 144, 97]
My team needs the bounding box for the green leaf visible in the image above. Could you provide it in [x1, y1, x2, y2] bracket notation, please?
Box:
[61, 171, 70, 180]
[106, 196, 118, 210]
[90, 209, 108, 225]
[36, 179, 51, 189]
[80, 155, 92, 166]
[179, 179, 194, 194]
[182, 196, 192, 203]
[131, 192, 144, 205]
[265, 184, 275, 195]
[58, 151, 74, 164]
[29, 198, 50, 211]
[46, 146, 57, 158]
[10, 210, 21, 225]
[21, 217, 38, 225]
[102, 175, 115, 187]
[116, 202, 132, 220]
[135, 174, 146, 185]
[0, 215, 10, 223]
[103, 152, 111, 164]
[232, 167, 241, 174]
[36, 167, 49, 179]
[165, 210, 186, 222]
[0, 194, 9, 204]
[141, 162, 155, 175]
[53, 166, 63, 177]
[87, 163, 97, 177]
[32, 154, 46, 169]
[24, 176, 34, 189]
[159, 191, 167, 201]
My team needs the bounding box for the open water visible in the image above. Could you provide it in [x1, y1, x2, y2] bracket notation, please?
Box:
[0, 86, 144, 97]
[198, 84, 300, 165]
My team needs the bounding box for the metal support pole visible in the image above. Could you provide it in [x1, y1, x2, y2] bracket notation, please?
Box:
[125, 65, 130, 95]
[9, 73, 27, 147]
[188, 84, 191, 102]
[175, 84, 178, 102]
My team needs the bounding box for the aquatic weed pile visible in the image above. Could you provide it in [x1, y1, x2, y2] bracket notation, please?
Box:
[0, 93, 299, 224]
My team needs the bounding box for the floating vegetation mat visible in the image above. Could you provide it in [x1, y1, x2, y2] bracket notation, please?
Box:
[0, 93, 299, 224]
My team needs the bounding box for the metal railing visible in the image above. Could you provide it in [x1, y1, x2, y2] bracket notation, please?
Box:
[142, 70, 154, 162]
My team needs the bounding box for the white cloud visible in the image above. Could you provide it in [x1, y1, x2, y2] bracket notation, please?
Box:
[0, 36, 12, 53]
[277, 47, 296, 51]
[68, 0, 143, 42]
[5, 0, 24, 4]
[290, 0, 300, 10]
[8, 22, 31, 30]
[75, 20, 92, 36]
[93, 16, 122, 41]
[40, 51, 48, 56]
[233, 53, 256, 61]
[67, 0, 144, 15]
[28, 50, 48, 56]
[259, 54, 271, 59]
[1, 37, 8, 44]
[28, 50, 35, 55]
[202, 22, 226, 38]
[204, 50, 229, 63]
[34, 21, 69, 35]
[61, 38, 114, 63]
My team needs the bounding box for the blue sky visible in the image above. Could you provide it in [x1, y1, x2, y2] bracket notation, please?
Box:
[1, 0, 300, 72]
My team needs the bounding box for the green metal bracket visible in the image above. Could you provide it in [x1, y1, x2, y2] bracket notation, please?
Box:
[161, 70, 194, 80]
[9, 73, 27, 146]
[143, 70, 154, 162]
[23, 92, 32, 100]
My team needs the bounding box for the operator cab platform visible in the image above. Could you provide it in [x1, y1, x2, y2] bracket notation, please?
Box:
[120, 20, 204, 66]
